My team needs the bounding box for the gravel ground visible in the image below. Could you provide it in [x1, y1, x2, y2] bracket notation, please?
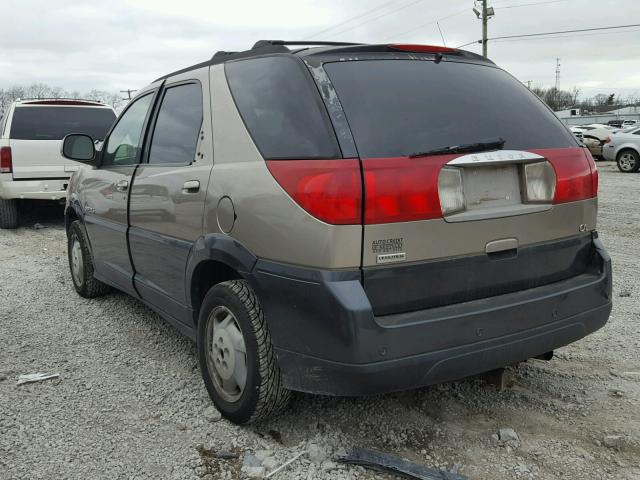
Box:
[1, 162, 639, 480]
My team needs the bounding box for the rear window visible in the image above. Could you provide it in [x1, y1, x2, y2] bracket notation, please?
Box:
[225, 56, 340, 159]
[10, 106, 116, 141]
[324, 60, 576, 158]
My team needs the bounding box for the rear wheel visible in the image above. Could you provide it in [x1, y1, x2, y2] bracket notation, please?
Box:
[617, 149, 640, 173]
[67, 220, 110, 298]
[0, 199, 18, 229]
[197, 280, 290, 424]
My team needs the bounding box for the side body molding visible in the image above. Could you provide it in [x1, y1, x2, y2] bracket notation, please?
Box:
[184, 233, 259, 309]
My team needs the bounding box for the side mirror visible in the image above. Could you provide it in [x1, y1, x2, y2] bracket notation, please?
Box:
[61, 134, 96, 163]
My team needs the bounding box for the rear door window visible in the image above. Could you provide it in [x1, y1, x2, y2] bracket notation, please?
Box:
[148, 83, 203, 165]
[9, 106, 116, 140]
[323, 60, 577, 158]
[225, 56, 340, 159]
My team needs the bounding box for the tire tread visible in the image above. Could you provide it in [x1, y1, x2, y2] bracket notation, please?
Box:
[68, 221, 110, 298]
[0, 199, 18, 229]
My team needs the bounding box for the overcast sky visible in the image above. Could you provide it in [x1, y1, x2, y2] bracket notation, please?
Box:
[0, 0, 638, 100]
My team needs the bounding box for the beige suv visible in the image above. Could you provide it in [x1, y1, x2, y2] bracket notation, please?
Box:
[61, 41, 612, 424]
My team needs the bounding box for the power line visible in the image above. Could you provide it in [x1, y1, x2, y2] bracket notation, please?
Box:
[306, 0, 429, 40]
[498, 0, 570, 8]
[381, 7, 469, 42]
[457, 23, 640, 47]
[489, 28, 640, 43]
[304, 1, 397, 40]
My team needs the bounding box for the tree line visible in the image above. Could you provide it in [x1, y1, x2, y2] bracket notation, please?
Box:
[528, 85, 639, 114]
[0, 83, 126, 115]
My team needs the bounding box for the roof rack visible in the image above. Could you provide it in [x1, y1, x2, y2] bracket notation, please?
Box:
[211, 40, 365, 61]
[252, 40, 364, 48]
[18, 98, 107, 105]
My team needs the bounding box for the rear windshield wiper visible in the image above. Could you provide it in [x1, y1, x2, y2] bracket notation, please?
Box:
[409, 137, 505, 158]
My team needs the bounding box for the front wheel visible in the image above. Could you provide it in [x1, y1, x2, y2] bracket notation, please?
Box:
[67, 220, 110, 298]
[617, 149, 640, 173]
[197, 280, 290, 424]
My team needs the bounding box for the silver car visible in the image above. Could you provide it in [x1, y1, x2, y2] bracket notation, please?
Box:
[60, 40, 612, 424]
[603, 127, 640, 172]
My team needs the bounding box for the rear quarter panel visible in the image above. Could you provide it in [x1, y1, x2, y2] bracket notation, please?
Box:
[205, 65, 362, 269]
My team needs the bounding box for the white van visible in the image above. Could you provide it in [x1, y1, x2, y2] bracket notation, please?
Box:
[0, 99, 116, 228]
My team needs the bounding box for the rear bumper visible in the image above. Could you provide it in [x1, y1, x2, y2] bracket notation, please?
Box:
[275, 303, 610, 396]
[0, 178, 70, 200]
[250, 236, 612, 396]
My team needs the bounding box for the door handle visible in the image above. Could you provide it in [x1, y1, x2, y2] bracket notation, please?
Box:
[182, 180, 200, 193]
[115, 180, 129, 192]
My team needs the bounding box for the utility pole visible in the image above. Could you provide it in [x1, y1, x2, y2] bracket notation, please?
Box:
[473, 1, 495, 58]
[526, 80, 532, 90]
[120, 89, 137, 100]
[481, 0, 488, 58]
[554, 58, 561, 90]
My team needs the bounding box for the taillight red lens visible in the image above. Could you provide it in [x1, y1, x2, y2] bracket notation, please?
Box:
[266, 159, 362, 225]
[389, 44, 458, 54]
[533, 148, 596, 204]
[584, 149, 599, 195]
[362, 156, 453, 224]
[0, 147, 12, 173]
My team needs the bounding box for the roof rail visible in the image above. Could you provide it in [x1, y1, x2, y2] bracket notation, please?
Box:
[18, 98, 107, 105]
[252, 40, 364, 49]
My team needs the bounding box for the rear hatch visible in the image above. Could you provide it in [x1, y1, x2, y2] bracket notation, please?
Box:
[320, 51, 599, 315]
[8, 103, 115, 179]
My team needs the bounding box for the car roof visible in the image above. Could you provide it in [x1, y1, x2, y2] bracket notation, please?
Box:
[155, 40, 490, 82]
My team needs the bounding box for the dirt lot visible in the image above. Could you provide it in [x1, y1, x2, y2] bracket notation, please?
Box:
[0, 161, 638, 480]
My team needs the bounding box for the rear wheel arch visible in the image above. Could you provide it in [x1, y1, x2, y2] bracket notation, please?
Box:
[190, 260, 244, 322]
[186, 234, 258, 323]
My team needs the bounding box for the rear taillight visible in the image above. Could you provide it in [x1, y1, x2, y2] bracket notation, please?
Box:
[604, 136, 611, 144]
[0, 147, 12, 173]
[362, 156, 452, 224]
[266, 159, 362, 225]
[438, 167, 465, 215]
[584, 149, 599, 196]
[536, 148, 597, 204]
[523, 161, 556, 202]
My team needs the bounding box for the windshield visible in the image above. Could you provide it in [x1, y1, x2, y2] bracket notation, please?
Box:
[323, 60, 577, 158]
[10, 106, 116, 140]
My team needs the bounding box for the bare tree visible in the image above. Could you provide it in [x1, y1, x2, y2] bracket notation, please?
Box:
[0, 83, 127, 114]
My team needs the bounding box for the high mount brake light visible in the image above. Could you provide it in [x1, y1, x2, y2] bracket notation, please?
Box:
[0, 147, 12, 173]
[388, 44, 458, 54]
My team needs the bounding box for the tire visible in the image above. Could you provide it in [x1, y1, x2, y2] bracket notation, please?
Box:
[617, 149, 640, 173]
[67, 220, 110, 298]
[0, 198, 18, 229]
[197, 280, 290, 424]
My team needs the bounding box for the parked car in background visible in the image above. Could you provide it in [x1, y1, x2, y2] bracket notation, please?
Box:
[61, 40, 611, 424]
[608, 119, 623, 128]
[581, 127, 611, 159]
[622, 120, 638, 129]
[603, 127, 640, 172]
[0, 99, 116, 228]
[570, 126, 584, 142]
